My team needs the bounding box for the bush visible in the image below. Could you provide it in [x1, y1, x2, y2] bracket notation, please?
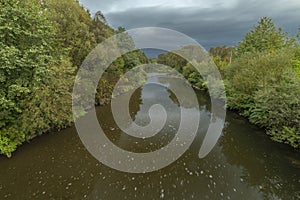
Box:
[269, 127, 300, 148]
[225, 48, 300, 148]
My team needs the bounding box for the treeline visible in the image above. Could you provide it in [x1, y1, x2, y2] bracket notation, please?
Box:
[157, 17, 300, 148]
[0, 0, 148, 157]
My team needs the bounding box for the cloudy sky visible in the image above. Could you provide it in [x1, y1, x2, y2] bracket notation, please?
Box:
[79, 0, 300, 49]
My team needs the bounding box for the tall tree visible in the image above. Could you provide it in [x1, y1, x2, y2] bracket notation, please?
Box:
[92, 11, 114, 44]
[43, 0, 97, 67]
[237, 17, 292, 55]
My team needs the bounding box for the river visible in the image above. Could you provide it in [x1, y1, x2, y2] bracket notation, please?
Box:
[1, 74, 300, 200]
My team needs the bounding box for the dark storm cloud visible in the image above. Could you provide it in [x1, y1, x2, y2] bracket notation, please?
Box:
[80, 0, 300, 48]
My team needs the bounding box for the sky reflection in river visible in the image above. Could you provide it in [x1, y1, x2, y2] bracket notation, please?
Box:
[0, 75, 299, 199]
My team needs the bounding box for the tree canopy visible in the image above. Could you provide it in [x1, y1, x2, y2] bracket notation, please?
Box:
[0, 0, 149, 157]
[156, 17, 300, 148]
[237, 17, 293, 55]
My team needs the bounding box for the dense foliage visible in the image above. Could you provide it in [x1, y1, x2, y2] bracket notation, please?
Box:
[157, 46, 225, 99]
[236, 17, 295, 56]
[0, 0, 148, 157]
[157, 17, 300, 148]
[209, 46, 235, 74]
[0, 0, 75, 156]
[226, 48, 300, 146]
[225, 18, 300, 147]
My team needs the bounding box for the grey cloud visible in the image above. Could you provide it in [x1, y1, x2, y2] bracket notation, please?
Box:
[108, 1, 300, 48]
[80, 0, 300, 49]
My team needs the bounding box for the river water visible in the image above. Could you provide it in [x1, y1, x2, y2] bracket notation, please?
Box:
[1, 75, 300, 200]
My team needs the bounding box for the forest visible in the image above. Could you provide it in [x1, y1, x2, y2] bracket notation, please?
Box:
[0, 0, 299, 158]
[0, 0, 148, 157]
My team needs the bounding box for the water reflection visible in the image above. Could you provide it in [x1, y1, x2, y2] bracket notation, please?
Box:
[220, 112, 300, 199]
[0, 75, 299, 199]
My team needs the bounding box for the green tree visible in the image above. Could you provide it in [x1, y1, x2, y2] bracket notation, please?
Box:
[43, 0, 97, 67]
[209, 45, 235, 63]
[226, 49, 292, 112]
[237, 17, 293, 55]
[157, 52, 188, 73]
[0, 0, 74, 157]
[226, 47, 300, 147]
[92, 11, 114, 44]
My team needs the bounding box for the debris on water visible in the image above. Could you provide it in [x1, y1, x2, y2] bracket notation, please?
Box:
[160, 189, 165, 199]
[180, 180, 184, 186]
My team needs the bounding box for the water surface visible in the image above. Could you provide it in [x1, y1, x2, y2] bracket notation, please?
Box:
[1, 75, 300, 200]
